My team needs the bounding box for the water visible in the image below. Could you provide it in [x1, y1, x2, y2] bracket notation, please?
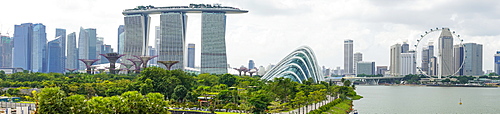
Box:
[353, 85, 500, 113]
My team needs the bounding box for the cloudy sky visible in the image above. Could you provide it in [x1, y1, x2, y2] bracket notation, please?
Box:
[1, 0, 499, 71]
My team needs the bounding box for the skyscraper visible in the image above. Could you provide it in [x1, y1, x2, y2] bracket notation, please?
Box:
[117, 25, 124, 54]
[494, 51, 500, 74]
[147, 46, 157, 65]
[201, 12, 228, 74]
[401, 42, 409, 53]
[353, 52, 362, 75]
[158, 12, 187, 70]
[248, 60, 255, 69]
[96, 37, 104, 63]
[462, 43, 483, 76]
[438, 28, 454, 77]
[78, 27, 97, 69]
[47, 38, 63, 73]
[0, 36, 13, 67]
[55, 28, 66, 70]
[123, 14, 151, 63]
[390, 43, 401, 76]
[13, 23, 33, 70]
[122, 4, 247, 74]
[187, 43, 195, 68]
[453, 44, 464, 76]
[344, 39, 354, 75]
[66, 32, 78, 69]
[32, 23, 47, 72]
[401, 52, 416, 75]
[422, 43, 435, 75]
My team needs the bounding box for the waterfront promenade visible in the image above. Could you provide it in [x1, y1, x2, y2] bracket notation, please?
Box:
[277, 95, 336, 114]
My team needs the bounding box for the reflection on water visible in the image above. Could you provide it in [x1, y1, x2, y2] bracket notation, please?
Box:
[353, 85, 500, 113]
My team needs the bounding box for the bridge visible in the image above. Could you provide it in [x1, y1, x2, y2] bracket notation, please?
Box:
[326, 76, 404, 85]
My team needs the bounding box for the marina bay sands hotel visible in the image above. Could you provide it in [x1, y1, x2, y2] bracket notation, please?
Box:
[122, 4, 248, 74]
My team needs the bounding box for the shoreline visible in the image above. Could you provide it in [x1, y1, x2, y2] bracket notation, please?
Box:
[357, 84, 498, 88]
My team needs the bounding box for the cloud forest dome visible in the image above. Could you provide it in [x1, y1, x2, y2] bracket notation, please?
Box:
[261, 46, 324, 83]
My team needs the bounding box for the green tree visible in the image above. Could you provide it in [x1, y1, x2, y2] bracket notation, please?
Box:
[64, 95, 88, 113]
[172, 85, 188, 102]
[37, 87, 68, 113]
[248, 90, 272, 113]
[219, 74, 237, 87]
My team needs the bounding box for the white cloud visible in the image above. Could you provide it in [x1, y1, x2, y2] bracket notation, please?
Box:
[1, 0, 499, 71]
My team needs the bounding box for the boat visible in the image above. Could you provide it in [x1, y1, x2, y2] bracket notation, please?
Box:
[459, 98, 462, 105]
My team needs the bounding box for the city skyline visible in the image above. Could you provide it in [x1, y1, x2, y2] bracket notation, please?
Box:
[1, 0, 500, 71]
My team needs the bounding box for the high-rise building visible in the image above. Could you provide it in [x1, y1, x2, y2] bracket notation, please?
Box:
[13, 23, 33, 70]
[66, 32, 78, 69]
[258, 66, 266, 75]
[187, 43, 195, 68]
[453, 44, 464, 76]
[401, 52, 416, 75]
[0, 36, 13, 67]
[438, 28, 454, 77]
[421, 43, 435, 75]
[376, 66, 388, 75]
[401, 42, 409, 53]
[494, 51, 500, 74]
[462, 43, 483, 76]
[78, 27, 97, 69]
[147, 46, 157, 65]
[390, 44, 401, 76]
[122, 4, 247, 74]
[96, 37, 104, 63]
[353, 52, 362, 75]
[158, 12, 187, 70]
[47, 38, 63, 73]
[357, 61, 375, 75]
[55, 28, 66, 70]
[344, 39, 354, 75]
[201, 12, 228, 74]
[123, 14, 151, 64]
[117, 25, 124, 54]
[32, 23, 47, 72]
[429, 57, 438, 76]
[248, 60, 255, 69]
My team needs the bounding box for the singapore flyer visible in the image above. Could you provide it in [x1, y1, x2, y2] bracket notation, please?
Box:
[413, 27, 465, 79]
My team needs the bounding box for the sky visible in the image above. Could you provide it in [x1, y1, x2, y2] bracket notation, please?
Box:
[1, 0, 500, 72]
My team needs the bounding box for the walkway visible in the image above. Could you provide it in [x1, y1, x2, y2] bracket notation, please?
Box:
[276, 95, 336, 114]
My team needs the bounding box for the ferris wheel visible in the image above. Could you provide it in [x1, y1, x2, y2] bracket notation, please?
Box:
[414, 27, 465, 79]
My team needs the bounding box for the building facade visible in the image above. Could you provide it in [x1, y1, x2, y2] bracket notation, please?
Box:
[32, 23, 47, 72]
[438, 28, 454, 77]
[453, 44, 464, 75]
[123, 14, 151, 64]
[376, 66, 388, 75]
[117, 25, 124, 54]
[47, 39, 63, 73]
[122, 4, 247, 74]
[494, 51, 500, 74]
[462, 43, 483, 76]
[187, 43, 195, 68]
[344, 39, 354, 75]
[353, 52, 362, 75]
[357, 61, 375, 75]
[248, 60, 255, 69]
[158, 12, 187, 70]
[55, 28, 66, 70]
[390, 44, 401, 76]
[66, 32, 78, 69]
[401, 52, 416, 75]
[13, 23, 33, 70]
[0, 36, 13, 68]
[201, 12, 228, 74]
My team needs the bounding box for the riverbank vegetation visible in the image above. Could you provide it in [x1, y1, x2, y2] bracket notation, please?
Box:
[0, 67, 360, 113]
